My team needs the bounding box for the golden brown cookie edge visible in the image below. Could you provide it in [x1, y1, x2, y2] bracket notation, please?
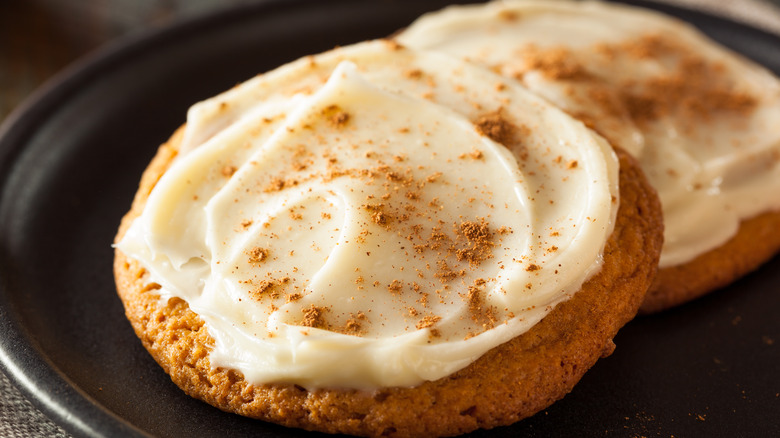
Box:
[641, 210, 780, 313]
[113, 131, 662, 437]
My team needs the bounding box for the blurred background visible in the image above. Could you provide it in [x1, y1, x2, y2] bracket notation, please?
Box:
[1, 0, 780, 437]
[3, 0, 780, 124]
[0, 0, 253, 121]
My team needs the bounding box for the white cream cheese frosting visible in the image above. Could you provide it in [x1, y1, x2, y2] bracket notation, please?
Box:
[398, 0, 780, 268]
[118, 41, 619, 389]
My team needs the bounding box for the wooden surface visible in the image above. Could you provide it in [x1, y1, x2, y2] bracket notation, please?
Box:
[0, 0, 248, 123]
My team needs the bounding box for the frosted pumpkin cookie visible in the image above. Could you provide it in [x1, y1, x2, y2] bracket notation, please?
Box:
[114, 41, 662, 435]
[398, 0, 780, 313]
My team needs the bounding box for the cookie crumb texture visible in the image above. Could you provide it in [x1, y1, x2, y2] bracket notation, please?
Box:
[114, 131, 662, 435]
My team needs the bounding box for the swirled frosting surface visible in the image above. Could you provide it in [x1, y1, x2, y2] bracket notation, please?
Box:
[118, 41, 618, 389]
[399, 0, 780, 268]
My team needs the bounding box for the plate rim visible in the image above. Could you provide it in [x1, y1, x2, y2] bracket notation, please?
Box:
[1, 0, 779, 437]
[0, 1, 313, 436]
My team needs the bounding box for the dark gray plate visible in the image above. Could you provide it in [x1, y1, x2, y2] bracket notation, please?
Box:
[1, 0, 778, 436]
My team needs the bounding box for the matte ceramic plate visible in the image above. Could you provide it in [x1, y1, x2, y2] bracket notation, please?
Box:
[1, 1, 778, 437]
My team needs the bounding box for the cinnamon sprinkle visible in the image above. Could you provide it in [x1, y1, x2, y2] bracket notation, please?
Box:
[364, 203, 392, 226]
[301, 305, 328, 329]
[467, 286, 482, 316]
[343, 318, 362, 335]
[416, 315, 442, 337]
[517, 45, 588, 80]
[404, 69, 423, 79]
[475, 109, 516, 146]
[249, 279, 278, 300]
[387, 279, 403, 294]
[617, 34, 757, 124]
[455, 219, 495, 266]
[264, 177, 286, 192]
[221, 165, 237, 177]
[247, 247, 269, 264]
[322, 104, 351, 128]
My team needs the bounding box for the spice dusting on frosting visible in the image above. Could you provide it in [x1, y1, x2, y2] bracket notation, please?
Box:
[323, 104, 351, 128]
[475, 109, 516, 146]
[455, 219, 495, 266]
[301, 305, 328, 329]
[247, 247, 269, 264]
[511, 35, 757, 129]
[416, 315, 442, 337]
[516, 45, 588, 80]
[118, 41, 619, 389]
[398, 0, 780, 271]
[250, 280, 279, 301]
[343, 312, 366, 336]
[613, 34, 758, 125]
[221, 165, 237, 177]
[264, 177, 286, 193]
[466, 283, 497, 329]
